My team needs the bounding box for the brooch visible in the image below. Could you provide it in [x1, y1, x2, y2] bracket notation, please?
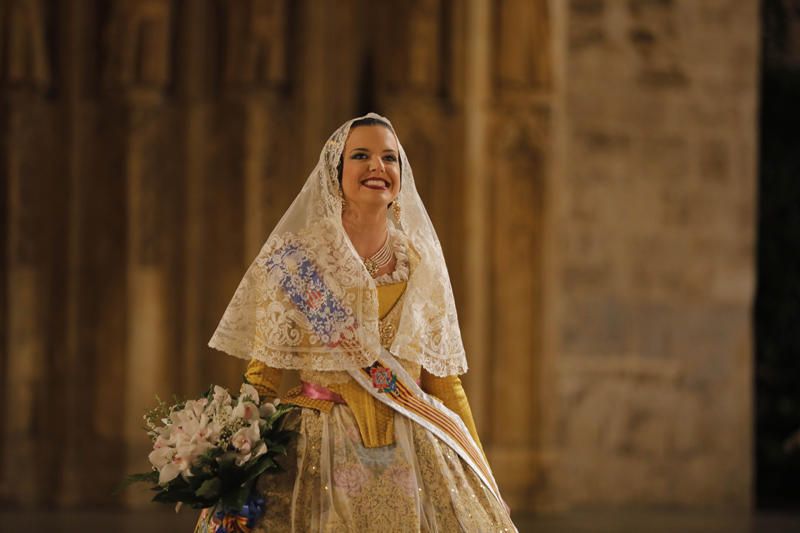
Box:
[370, 366, 398, 394]
[379, 321, 395, 347]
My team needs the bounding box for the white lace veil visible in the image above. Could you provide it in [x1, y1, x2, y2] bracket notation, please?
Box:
[208, 112, 467, 376]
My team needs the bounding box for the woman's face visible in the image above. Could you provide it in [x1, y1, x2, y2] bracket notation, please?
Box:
[340, 125, 401, 210]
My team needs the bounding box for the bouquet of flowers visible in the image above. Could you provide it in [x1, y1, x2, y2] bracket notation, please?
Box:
[122, 383, 295, 530]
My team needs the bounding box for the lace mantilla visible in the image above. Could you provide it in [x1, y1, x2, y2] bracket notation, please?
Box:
[208, 113, 468, 377]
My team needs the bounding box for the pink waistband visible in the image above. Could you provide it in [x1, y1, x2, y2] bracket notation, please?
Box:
[301, 381, 347, 404]
[300, 376, 423, 405]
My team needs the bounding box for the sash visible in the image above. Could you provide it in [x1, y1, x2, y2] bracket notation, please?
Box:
[348, 350, 511, 518]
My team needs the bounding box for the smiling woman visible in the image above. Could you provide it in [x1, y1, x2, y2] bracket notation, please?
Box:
[197, 113, 517, 532]
[339, 119, 403, 279]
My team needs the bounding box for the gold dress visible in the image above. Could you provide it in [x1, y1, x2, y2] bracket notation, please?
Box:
[194, 280, 516, 532]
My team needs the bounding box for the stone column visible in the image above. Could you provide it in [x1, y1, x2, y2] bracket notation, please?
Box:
[101, 0, 179, 506]
[179, 0, 209, 398]
[485, 0, 556, 511]
[296, 0, 364, 159]
[0, 0, 62, 505]
[462, 0, 491, 443]
[200, 0, 294, 392]
[60, 0, 92, 506]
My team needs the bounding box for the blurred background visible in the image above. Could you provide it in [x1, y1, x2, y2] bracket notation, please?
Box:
[1, 0, 798, 531]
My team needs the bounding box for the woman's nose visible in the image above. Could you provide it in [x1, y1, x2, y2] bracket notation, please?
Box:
[368, 155, 385, 172]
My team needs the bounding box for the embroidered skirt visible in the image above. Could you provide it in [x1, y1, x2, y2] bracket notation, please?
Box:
[193, 405, 516, 532]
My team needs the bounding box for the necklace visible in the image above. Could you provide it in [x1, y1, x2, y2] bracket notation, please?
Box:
[362, 231, 393, 277]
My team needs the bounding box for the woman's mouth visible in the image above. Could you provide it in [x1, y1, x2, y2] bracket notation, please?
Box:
[361, 178, 390, 190]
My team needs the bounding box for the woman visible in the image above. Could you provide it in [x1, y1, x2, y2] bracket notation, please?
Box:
[196, 113, 517, 532]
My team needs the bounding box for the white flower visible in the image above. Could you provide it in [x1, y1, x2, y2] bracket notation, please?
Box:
[150, 413, 219, 485]
[148, 446, 175, 469]
[239, 383, 260, 405]
[184, 398, 208, 419]
[194, 414, 221, 445]
[212, 385, 232, 406]
[168, 409, 204, 445]
[230, 421, 267, 466]
[159, 461, 183, 485]
[173, 439, 212, 480]
[141, 384, 282, 487]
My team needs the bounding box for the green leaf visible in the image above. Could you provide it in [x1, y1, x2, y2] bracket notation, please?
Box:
[243, 456, 277, 484]
[152, 487, 196, 504]
[167, 476, 193, 491]
[220, 480, 252, 513]
[112, 471, 159, 495]
[189, 500, 213, 510]
[267, 443, 287, 455]
[217, 452, 241, 482]
[196, 477, 222, 500]
[152, 491, 180, 504]
[188, 463, 215, 484]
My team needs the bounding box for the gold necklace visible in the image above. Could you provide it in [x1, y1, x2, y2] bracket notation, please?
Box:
[362, 231, 393, 277]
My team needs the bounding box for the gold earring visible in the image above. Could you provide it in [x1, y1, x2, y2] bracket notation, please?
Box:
[338, 186, 347, 210]
[392, 200, 401, 223]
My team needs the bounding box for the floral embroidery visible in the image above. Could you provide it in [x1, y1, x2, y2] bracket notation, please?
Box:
[333, 464, 370, 497]
[264, 242, 355, 346]
[380, 462, 417, 497]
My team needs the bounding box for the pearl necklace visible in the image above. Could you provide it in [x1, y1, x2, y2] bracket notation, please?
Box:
[362, 231, 394, 277]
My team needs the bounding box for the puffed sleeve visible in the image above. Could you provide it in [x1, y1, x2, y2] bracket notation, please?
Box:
[420, 368, 486, 459]
[243, 359, 284, 401]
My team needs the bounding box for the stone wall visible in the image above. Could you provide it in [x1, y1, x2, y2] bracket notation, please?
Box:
[551, 0, 759, 508]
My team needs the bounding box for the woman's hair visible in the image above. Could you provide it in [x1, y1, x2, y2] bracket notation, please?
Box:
[336, 117, 399, 186]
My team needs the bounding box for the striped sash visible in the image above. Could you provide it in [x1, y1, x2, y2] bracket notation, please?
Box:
[348, 349, 512, 522]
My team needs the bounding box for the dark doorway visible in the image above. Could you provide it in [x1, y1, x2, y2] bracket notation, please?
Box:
[755, 0, 800, 511]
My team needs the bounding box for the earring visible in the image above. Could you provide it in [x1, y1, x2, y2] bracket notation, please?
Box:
[338, 186, 347, 210]
[392, 200, 401, 223]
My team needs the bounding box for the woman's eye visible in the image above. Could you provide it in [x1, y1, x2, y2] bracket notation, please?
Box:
[351, 153, 367, 160]
[383, 155, 398, 162]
